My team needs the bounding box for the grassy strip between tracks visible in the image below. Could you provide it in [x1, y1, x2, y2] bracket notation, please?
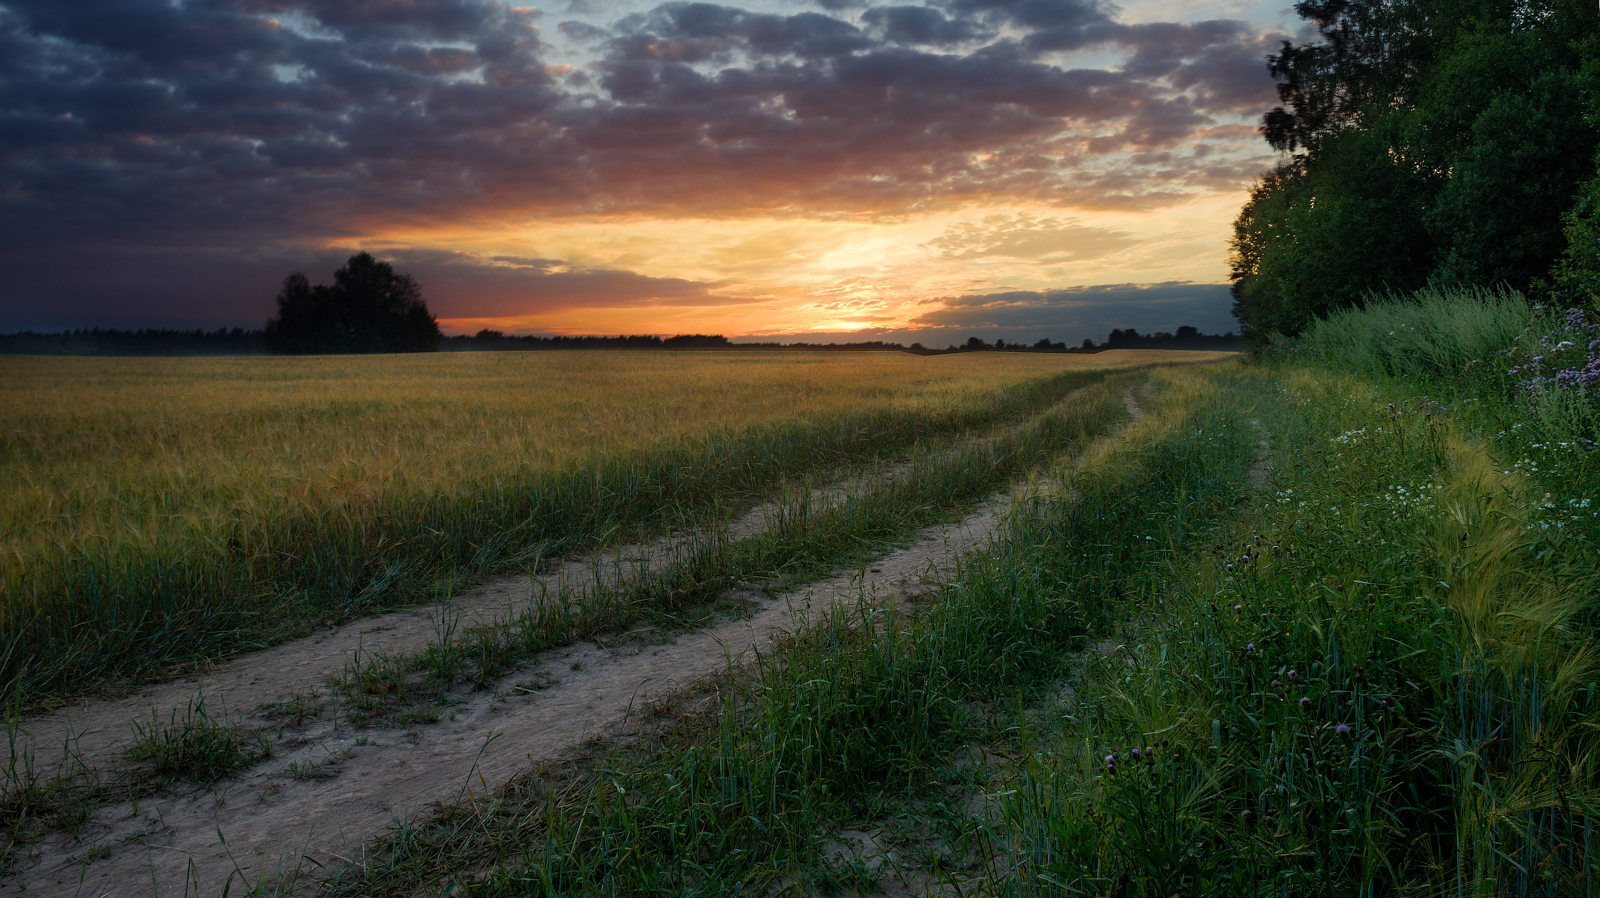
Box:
[322, 377, 1130, 727]
[3, 360, 1128, 712]
[307, 364, 1257, 897]
[321, 352, 1599, 898]
[0, 372, 1131, 865]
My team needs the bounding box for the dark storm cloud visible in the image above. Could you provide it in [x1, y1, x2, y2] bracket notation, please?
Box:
[0, 0, 1279, 326]
[394, 248, 756, 317]
[625, 3, 877, 58]
[860, 5, 991, 45]
[558, 19, 612, 45]
[911, 282, 1237, 333]
[2, 241, 746, 331]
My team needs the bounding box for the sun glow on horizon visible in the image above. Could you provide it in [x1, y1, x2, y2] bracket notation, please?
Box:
[384, 191, 1251, 339]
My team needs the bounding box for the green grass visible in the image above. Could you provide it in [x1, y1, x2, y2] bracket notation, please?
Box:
[125, 696, 272, 784]
[2, 354, 1155, 711]
[310, 326, 1599, 898]
[314, 365, 1257, 896]
[15, 313, 1592, 897]
[326, 380, 1128, 727]
[1295, 285, 1536, 382]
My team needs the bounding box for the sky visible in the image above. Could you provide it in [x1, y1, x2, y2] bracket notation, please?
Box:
[0, 0, 1303, 345]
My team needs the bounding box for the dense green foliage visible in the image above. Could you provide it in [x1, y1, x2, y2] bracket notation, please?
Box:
[1231, 0, 1600, 344]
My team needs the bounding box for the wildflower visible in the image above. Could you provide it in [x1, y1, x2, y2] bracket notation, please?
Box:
[1287, 669, 1298, 682]
[1336, 724, 1351, 738]
[1298, 697, 1311, 711]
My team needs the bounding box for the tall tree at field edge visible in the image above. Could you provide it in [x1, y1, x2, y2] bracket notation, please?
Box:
[265, 253, 442, 354]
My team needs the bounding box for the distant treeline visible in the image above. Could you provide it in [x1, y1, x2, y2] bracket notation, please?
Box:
[1097, 326, 1243, 351]
[447, 332, 927, 351]
[443, 332, 737, 350]
[0, 328, 268, 356]
[0, 325, 1241, 356]
[912, 326, 1242, 353]
[457, 328, 1242, 353]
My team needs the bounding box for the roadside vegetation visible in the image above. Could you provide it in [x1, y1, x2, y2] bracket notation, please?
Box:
[316, 288, 1596, 897]
[5, 301, 1598, 896]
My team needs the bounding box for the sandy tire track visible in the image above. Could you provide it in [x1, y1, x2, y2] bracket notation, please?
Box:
[8, 444, 957, 787]
[8, 395, 1098, 897]
[12, 494, 1020, 897]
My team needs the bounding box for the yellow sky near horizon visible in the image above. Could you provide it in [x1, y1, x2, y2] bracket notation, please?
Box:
[387, 190, 1250, 337]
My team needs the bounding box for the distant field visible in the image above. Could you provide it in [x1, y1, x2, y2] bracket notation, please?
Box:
[0, 349, 1221, 704]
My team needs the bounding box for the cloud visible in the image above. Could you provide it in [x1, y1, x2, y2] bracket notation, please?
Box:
[926, 214, 1135, 260]
[0, 240, 750, 331]
[910, 282, 1237, 333]
[1, 0, 1279, 229]
[394, 248, 757, 315]
[860, 5, 992, 45]
[0, 0, 1282, 325]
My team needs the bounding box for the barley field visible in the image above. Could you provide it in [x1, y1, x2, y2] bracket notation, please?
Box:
[0, 349, 1196, 707]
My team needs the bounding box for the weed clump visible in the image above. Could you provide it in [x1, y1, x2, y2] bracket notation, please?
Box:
[125, 697, 271, 783]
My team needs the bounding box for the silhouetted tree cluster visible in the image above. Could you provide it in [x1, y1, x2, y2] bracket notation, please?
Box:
[1231, 0, 1600, 345]
[265, 253, 441, 354]
[1099, 326, 1241, 350]
[662, 334, 733, 348]
[932, 329, 1237, 353]
[442, 332, 668, 351]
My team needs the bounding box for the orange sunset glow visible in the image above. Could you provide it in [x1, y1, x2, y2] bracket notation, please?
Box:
[3, 0, 1296, 344]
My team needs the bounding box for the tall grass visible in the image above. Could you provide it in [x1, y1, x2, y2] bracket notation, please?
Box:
[315, 365, 1259, 897]
[991, 363, 1598, 896]
[295, 303, 1600, 897]
[0, 351, 1188, 709]
[1296, 285, 1535, 381]
[322, 384, 1131, 726]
